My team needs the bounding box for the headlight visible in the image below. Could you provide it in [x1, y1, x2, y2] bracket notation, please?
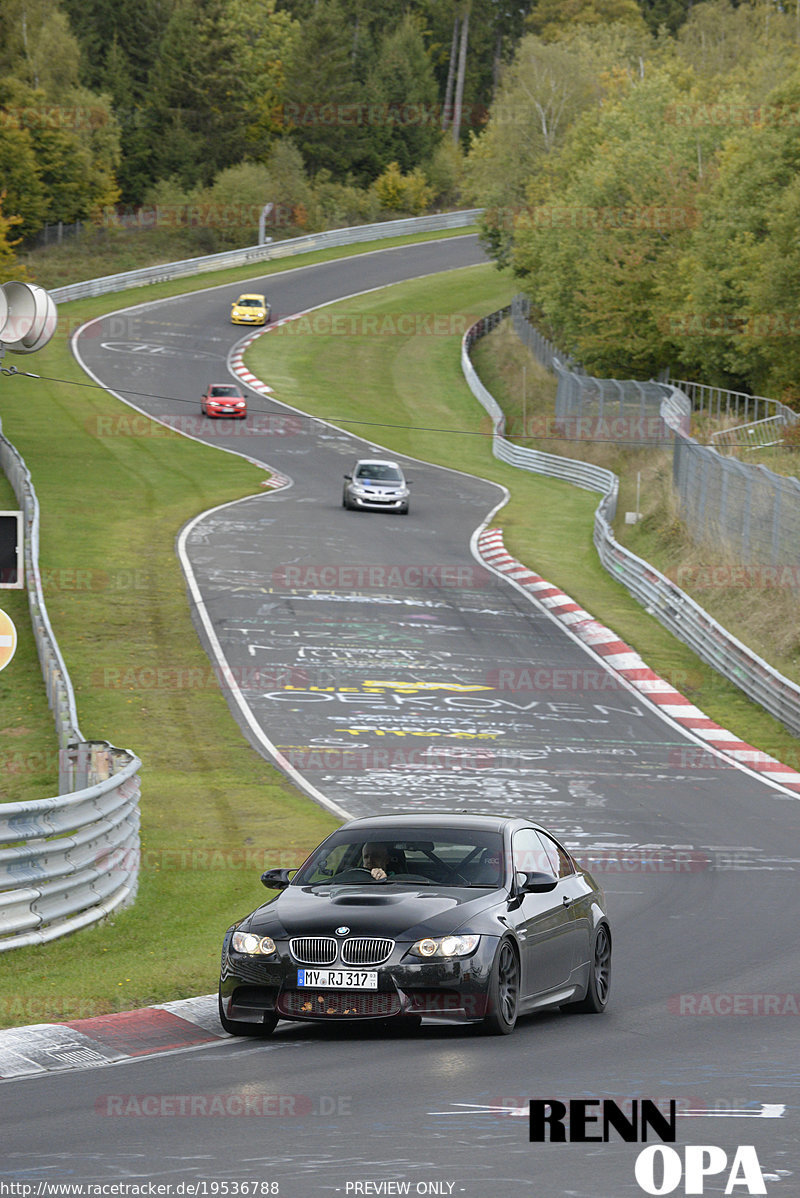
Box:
[409, 934, 480, 959]
[231, 930, 277, 955]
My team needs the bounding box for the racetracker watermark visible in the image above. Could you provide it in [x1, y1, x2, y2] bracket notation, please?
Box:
[486, 667, 695, 691]
[672, 564, 800, 589]
[581, 849, 712, 874]
[276, 100, 488, 128]
[277, 312, 478, 337]
[86, 414, 304, 438]
[95, 1093, 351, 1117]
[0, 105, 110, 130]
[661, 312, 800, 337]
[668, 993, 800, 1015]
[103, 202, 304, 229]
[0, 748, 68, 777]
[665, 100, 800, 127]
[271, 563, 490, 589]
[28, 567, 149, 593]
[514, 415, 672, 443]
[485, 204, 697, 232]
[487, 667, 626, 692]
[94, 847, 302, 874]
[92, 666, 341, 691]
[280, 746, 497, 771]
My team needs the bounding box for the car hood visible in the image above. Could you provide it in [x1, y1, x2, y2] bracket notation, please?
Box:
[244, 883, 503, 941]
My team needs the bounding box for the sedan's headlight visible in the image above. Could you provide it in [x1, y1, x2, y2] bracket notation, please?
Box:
[409, 934, 480, 959]
[231, 930, 277, 955]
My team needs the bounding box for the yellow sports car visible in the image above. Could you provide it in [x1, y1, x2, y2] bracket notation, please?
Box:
[230, 293, 271, 325]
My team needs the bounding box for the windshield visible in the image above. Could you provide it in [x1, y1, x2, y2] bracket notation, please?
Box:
[354, 463, 403, 483]
[210, 386, 239, 397]
[237, 297, 263, 307]
[292, 827, 505, 888]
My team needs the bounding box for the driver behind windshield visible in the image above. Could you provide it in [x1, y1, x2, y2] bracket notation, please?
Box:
[362, 842, 393, 880]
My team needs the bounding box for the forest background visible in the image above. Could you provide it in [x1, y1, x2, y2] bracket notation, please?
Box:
[3, 0, 800, 398]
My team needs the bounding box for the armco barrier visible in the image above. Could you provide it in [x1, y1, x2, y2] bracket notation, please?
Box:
[0, 742, 141, 951]
[463, 310, 800, 738]
[0, 421, 141, 951]
[49, 210, 483, 304]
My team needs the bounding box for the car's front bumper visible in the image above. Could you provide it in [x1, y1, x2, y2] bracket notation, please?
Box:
[346, 491, 409, 511]
[220, 936, 499, 1024]
[206, 405, 247, 418]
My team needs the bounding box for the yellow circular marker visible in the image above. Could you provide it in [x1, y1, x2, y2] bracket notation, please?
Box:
[0, 609, 17, 672]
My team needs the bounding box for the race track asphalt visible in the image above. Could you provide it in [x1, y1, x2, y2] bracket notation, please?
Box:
[1, 238, 795, 1198]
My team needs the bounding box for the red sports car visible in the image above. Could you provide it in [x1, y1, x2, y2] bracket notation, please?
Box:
[201, 383, 247, 419]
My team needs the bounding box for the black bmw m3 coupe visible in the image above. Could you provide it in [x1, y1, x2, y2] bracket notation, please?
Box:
[219, 813, 611, 1037]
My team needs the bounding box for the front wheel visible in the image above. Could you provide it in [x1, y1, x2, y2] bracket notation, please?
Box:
[481, 938, 519, 1035]
[218, 991, 278, 1038]
[562, 923, 611, 1014]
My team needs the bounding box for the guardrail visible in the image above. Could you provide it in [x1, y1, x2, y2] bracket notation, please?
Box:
[710, 414, 790, 452]
[669, 377, 796, 426]
[462, 310, 800, 738]
[49, 209, 483, 304]
[0, 421, 141, 951]
[0, 742, 141, 951]
[463, 310, 619, 506]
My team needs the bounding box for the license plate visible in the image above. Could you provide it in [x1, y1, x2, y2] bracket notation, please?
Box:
[297, 969, 378, 990]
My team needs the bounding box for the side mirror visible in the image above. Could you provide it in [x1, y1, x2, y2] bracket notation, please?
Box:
[343, 473, 352, 480]
[261, 868, 294, 890]
[515, 870, 558, 894]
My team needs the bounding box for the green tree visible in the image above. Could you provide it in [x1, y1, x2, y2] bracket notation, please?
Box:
[526, 0, 648, 42]
[371, 161, 433, 214]
[636, 0, 694, 36]
[673, 67, 800, 395]
[0, 0, 83, 96]
[363, 14, 442, 175]
[145, 0, 258, 188]
[512, 67, 724, 376]
[60, 0, 173, 104]
[676, 0, 800, 100]
[0, 195, 26, 280]
[0, 95, 48, 238]
[282, 0, 367, 179]
[463, 33, 600, 263]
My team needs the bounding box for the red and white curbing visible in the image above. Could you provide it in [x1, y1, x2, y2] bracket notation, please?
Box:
[0, 996, 222, 1080]
[477, 527, 800, 794]
[230, 334, 273, 395]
